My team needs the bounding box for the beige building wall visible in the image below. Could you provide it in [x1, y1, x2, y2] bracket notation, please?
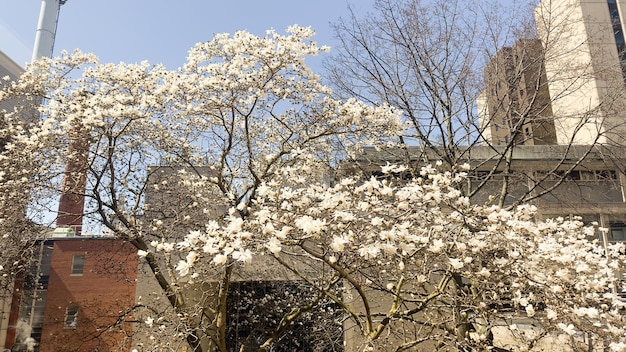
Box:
[0, 50, 24, 114]
[535, 0, 626, 145]
[477, 90, 493, 144]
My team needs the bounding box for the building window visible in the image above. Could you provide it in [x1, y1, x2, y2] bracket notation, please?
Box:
[595, 170, 618, 180]
[618, 271, 626, 299]
[536, 169, 617, 181]
[608, 0, 626, 78]
[227, 281, 343, 351]
[71, 254, 85, 275]
[64, 305, 79, 329]
[472, 170, 504, 181]
[609, 221, 626, 241]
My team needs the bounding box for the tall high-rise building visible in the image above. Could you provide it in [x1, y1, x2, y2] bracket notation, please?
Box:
[480, 39, 557, 146]
[535, 0, 626, 145]
[481, 0, 626, 146]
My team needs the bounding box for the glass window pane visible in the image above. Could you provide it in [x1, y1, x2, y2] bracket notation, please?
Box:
[71, 254, 85, 275]
[64, 305, 78, 329]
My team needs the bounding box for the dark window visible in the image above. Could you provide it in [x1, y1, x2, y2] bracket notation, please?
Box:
[472, 171, 504, 181]
[608, 0, 626, 78]
[596, 170, 618, 180]
[71, 254, 85, 275]
[227, 281, 343, 351]
[64, 305, 79, 329]
[610, 221, 626, 241]
[567, 170, 582, 181]
[618, 272, 626, 298]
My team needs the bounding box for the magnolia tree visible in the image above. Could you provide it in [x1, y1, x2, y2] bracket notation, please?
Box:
[171, 162, 626, 351]
[0, 27, 399, 351]
[1, 23, 626, 352]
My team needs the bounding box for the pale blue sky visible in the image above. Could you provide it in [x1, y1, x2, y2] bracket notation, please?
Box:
[0, 1, 374, 70]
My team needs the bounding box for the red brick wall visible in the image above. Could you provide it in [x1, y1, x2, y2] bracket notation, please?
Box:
[39, 239, 137, 352]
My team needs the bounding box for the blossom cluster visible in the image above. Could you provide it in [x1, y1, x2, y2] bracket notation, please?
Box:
[170, 163, 626, 350]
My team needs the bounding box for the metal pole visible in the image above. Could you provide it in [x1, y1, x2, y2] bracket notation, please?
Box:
[32, 0, 65, 62]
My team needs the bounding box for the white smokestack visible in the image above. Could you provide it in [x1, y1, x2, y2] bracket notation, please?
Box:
[32, 0, 66, 62]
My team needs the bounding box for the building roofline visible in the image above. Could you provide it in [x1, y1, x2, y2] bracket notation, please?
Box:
[0, 50, 25, 77]
[353, 145, 626, 163]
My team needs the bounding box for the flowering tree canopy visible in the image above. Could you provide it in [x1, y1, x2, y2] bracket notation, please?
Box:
[170, 162, 626, 351]
[1, 25, 625, 352]
[0, 27, 400, 351]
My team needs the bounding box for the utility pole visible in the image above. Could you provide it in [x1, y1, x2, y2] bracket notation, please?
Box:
[32, 0, 67, 62]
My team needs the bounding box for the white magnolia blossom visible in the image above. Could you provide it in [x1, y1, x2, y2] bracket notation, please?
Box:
[449, 258, 464, 269]
[175, 260, 191, 277]
[294, 215, 327, 235]
[172, 164, 626, 350]
[265, 237, 282, 254]
[330, 235, 350, 252]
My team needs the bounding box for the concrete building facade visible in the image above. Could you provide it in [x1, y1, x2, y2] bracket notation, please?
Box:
[482, 0, 626, 146]
[338, 144, 626, 351]
[481, 39, 557, 146]
[344, 145, 626, 241]
[536, 0, 626, 144]
[0, 51, 24, 118]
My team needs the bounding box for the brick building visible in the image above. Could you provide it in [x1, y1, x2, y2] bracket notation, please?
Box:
[5, 235, 137, 352]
